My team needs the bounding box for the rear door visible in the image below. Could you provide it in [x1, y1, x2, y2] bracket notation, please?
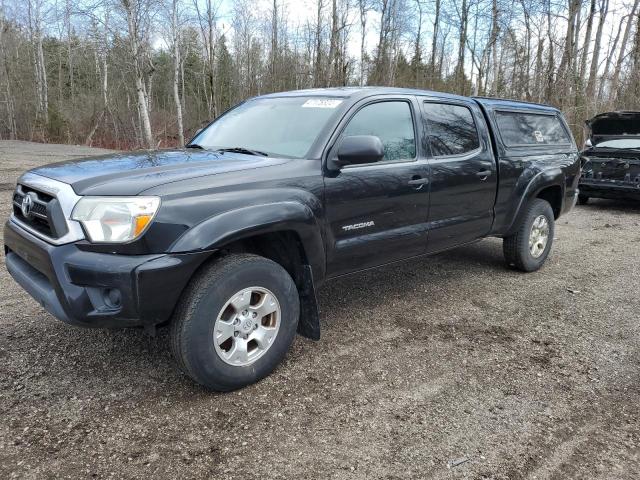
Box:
[323, 96, 431, 277]
[421, 99, 497, 252]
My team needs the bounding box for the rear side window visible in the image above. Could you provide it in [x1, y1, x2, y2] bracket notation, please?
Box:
[342, 101, 416, 162]
[423, 103, 480, 156]
[496, 111, 571, 146]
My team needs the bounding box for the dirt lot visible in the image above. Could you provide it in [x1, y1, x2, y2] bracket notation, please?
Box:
[0, 140, 639, 479]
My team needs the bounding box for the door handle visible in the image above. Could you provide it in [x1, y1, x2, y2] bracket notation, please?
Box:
[408, 177, 429, 188]
[476, 169, 492, 179]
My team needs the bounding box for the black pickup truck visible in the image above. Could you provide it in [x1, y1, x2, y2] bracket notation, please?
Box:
[4, 87, 580, 390]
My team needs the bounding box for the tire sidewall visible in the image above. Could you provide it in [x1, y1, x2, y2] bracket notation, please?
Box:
[519, 200, 555, 271]
[184, 258, 299, 390]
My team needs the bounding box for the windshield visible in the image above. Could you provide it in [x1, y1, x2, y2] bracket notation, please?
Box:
[191, 97, 344, 158]
[594, 138, 640, 149]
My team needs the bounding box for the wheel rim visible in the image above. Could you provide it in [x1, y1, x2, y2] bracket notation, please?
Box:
[529, 214, 550, 259]
[213, 287, 281, 366]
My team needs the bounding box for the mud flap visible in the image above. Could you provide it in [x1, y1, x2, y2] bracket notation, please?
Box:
[297, 264, 321, 340]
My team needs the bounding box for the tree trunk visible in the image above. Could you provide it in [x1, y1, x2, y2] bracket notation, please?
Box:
[123, 0, 154, 149]
[455, 0, 469, 93]
[598, 13, 625, 100]
[27, 0, 48, 127]
[313, 0, 324, 87]
[580, 0, 596, 80]
[490, 0, 500, 96]
[171, 0, 184, 145]
[611, 0, 640, 101]
[544, 2, 555, 101]
[534, 36, 544, 102]
[193, 0, 217, 117]
[631, 9, 640, 100]
[586, 0, 609, 100]
[327, 0, 338, 86]
[270, 0, 278, 90]
[358, 0, 366, 86]
[430, 0, 440, 73]
[102, 17, 108, 110]
[413, 0, 423, 87]
[0, 3, 17, 139]
[521, 0, 532, 99]
[66, 0, 74, 110]
[557, 0, 580, 105]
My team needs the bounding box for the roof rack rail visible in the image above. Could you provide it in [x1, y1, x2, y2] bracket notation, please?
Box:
[472, 95, 554, 109]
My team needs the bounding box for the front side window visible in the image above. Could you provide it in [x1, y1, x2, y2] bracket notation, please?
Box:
[342, 101, 416, 162]
[192, 97, 344, 158]
[423, 103, 480, 157]
[496, 111, 571, 146]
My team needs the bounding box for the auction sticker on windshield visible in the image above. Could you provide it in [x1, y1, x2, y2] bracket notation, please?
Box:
[302, 99, 343, 109]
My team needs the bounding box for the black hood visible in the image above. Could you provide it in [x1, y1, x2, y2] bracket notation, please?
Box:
[586, 111, 640, 143]
[27, 149, 290, 196]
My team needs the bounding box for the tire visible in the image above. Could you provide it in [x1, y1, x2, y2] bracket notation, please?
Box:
[171, 254, 300, 391]
[577, 193, 589, 205]
[503, 198, 555, 272]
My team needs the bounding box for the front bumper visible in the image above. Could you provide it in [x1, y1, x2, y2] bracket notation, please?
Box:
[4, 220, 211, 328]
[579, 179, 640, 201]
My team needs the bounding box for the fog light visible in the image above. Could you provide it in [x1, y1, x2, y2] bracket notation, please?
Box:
[103, 288, 122, 309]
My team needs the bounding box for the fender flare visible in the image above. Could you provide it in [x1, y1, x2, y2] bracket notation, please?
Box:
[504, 167, 565, 235]
[168, 201, 326, 283]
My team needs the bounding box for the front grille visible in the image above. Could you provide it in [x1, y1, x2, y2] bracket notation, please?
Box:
[582, 157, 640, 185]
[12, 185, 66, 239]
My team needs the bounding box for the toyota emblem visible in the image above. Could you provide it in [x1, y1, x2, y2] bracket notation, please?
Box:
[20, 193, 35, 219]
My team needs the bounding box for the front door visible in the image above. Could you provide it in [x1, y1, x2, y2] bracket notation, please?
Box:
[421, 100, 497, 252]
[323, 98, 431, 277]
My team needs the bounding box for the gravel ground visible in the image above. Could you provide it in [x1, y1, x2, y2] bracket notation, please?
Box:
[1, 140, 639, 479]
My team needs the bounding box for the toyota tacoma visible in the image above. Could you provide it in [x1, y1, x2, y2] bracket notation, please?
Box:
[4, 88, 580, 390]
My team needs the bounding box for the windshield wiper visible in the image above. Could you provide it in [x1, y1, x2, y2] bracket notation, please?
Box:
[215, 147, 269, 157]
[186, 143, 205, 149]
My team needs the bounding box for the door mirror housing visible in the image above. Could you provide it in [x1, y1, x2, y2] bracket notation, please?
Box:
[329, 135, 384, 170]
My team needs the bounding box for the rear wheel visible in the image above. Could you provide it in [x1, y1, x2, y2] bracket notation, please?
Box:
[171, 254, 300, 391]
[577, 193, 589, 205]
[503, 198, 555, 272]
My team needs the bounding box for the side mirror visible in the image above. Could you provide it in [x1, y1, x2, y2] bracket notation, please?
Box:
[329, 135, 384, 170]
[583, 138, 592, 148]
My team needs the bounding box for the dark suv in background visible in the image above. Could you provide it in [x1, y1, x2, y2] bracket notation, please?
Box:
[5, 87, 580, 390]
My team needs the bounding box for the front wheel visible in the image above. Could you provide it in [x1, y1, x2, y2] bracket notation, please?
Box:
[577, 193, 589, 205]
[503, 198, 555, 272]
[171, 254, 300, 391]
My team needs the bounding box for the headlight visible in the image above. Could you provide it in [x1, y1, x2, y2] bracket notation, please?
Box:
[71, 196, 160, 243]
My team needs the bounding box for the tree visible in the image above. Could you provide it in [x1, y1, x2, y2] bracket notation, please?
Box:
[169, 0, 184, 144]
[215, 35, 234, 112]
[585, 0, 607, 102]
[193, 0, 219, 118]
[611, 0, 640, 102]
[120, 0, 154, 149]
[357, 0, 370, 86]
[454, 0, 471, 94]
[1, 0, 640, 147]
[0, 0, 17, 138]
[27, 0, 49, 127]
